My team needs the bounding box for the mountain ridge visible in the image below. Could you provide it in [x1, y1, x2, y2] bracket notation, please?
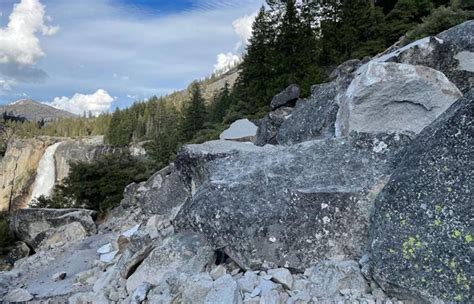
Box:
[0, 99, 76, 122]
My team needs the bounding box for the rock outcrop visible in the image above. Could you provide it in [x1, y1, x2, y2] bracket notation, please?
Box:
[370, 90, 473, 303]
[54, 136, 113, 182]
[175, 133, 411, 270]
[10, 208, 97, 250]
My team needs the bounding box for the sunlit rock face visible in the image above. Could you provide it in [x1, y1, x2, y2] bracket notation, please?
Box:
[335, 62, 462, 137]
[0, 137, 55, 212]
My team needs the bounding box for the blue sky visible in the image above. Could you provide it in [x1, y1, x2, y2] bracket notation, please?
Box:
[0, 0, 262, 114]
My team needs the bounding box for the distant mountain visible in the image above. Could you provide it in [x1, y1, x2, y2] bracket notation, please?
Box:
[0, 99, 76, 122]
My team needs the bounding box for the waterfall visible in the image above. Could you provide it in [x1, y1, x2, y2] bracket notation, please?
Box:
[30, 142, 62, 203]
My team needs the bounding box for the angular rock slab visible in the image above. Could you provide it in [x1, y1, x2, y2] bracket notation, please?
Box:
[370, 91, 473, 303]
[336, 62, 462, 137]
[175, 133, 411, 270]
[10, 208, 96, 250]
[126, 232, 214, 293]
[220, 119, 258, 142]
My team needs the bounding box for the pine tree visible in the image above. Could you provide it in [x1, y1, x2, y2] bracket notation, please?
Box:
[209, 82, 231, 124]
[181, 82, 207, 140]
[385, 0, 434, 44]
[233, 6, 276, 114]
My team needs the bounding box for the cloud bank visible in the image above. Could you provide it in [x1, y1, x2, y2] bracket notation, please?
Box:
[48, 89, 115, 116]
[0, 0, 58, 96]
[0, 0, 58, 65]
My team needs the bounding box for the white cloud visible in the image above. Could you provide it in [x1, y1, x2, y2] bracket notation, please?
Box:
[232, 13, 257, 51]
[214, 52, 241, 72]
[48, 89, 114, 116]
[213, 12, 257, 73]
[0, 0, 58, 66]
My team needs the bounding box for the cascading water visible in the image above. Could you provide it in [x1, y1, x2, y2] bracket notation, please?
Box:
[30, 142, 62, 203]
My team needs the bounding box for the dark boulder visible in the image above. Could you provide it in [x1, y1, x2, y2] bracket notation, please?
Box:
[175, 133, 411, 270]
[255, 107, 294, 146]
[370, 90, 473, 303]
[270, 84, 300, 110]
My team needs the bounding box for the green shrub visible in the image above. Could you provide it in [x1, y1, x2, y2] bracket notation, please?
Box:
[406, 1, 474, 41]
[37, 152, 155, 215]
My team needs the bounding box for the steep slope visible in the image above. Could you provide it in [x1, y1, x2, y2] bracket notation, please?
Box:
[161, 67, 239, 109]
[0, 99, 76, 122]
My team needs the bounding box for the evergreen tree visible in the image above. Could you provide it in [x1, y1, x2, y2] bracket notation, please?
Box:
[385, 0, 434, 44]
[338, 0, 387, 59]
[233, 6, 276, 114]
[181, 82, 207, 140]
[209, 82, 231, 124]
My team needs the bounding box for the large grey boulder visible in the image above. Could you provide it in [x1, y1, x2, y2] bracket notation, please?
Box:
[220, 119, 258, 142]
[270, 84, 300, 110]
[121, 164, 190, 219]
[377, 20, 473, 92]
[10, 208, 96, 250]
[336, 62, 462, 137]
[126, 232, 214, 293]
[370, 90, 473, 303]
[175, 133, 411, 270]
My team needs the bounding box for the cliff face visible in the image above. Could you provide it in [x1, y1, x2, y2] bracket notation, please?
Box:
[0, 137, 55, 212]
[0, 136, 112, 212]
[54, 136, 114, 182]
